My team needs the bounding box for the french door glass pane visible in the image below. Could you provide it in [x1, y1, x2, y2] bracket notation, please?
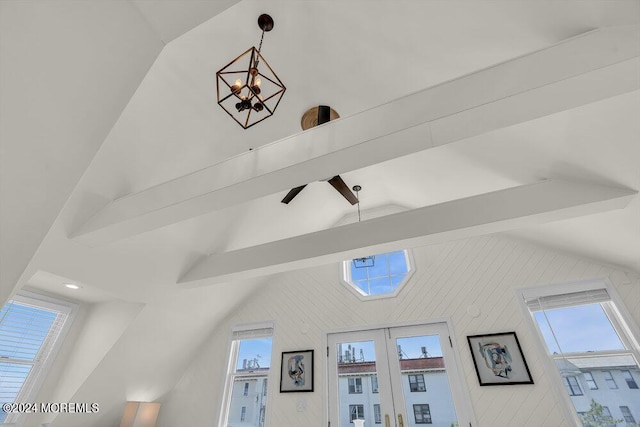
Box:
[336, 340, 379, 427]
[394, 335, 458, 427]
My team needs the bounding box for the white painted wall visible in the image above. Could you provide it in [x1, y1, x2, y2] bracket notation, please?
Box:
[158, 235, 640, 427]
[24, 300, 144, 426]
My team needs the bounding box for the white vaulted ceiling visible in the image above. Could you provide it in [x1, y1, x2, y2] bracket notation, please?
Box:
[1, 1, 639, 425]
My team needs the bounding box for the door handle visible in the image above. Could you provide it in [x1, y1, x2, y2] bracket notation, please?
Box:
[398, 413, 404, 427]
[385, 414, 390, 427]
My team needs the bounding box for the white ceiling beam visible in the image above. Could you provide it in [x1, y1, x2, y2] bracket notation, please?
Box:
[179, 179, 637, 285]
[71, 25, 640, 246]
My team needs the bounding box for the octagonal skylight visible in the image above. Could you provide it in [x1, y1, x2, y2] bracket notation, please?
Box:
[342, 250, 414, 299]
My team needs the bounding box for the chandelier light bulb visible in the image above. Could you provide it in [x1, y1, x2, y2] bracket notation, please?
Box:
[251, 77, 262, 94]
[231, 79, 242, 94]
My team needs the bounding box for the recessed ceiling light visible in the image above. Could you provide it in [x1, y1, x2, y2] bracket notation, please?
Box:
[64, 283, 80, 290]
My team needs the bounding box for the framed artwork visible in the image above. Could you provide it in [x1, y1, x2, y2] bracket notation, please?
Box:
[467, 332, 533, 386]
[280, 349, 314, 392]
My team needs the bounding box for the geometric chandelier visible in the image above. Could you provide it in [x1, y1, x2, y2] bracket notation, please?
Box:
[216, 14, 286, 129]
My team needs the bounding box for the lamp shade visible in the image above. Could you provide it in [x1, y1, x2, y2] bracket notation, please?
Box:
[120, 402, 161, 427]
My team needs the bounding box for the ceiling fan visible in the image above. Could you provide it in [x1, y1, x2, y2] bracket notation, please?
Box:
[281, 105, 358, 205]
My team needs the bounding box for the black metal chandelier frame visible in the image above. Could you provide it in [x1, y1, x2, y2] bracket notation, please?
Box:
[216, 14, 286, 129]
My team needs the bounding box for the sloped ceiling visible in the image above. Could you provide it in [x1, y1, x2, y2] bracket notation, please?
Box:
[2, 1, 639, 426]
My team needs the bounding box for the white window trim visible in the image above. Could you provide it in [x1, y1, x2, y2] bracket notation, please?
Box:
[2, 290, 77, 426]
[341, 249, 416, 301]
[517, 278, 640, 426]
[218, 322, 274, 427]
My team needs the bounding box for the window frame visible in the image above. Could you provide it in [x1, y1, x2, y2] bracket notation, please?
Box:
[349, 404, 365, 422]
[371, 375, 379, 393]
[583, 372, 598, 390]
[0, 291, 77, 426]
[620, 406, 636, 424]
[622, 370, 638, 389]
[413, 403, 432, 424]
[218, 322, 274, 427]
[519, 279, 640, 427]
[603, 370, 618, 389]
[348, 377, 363, 394]
[408, 374, 426, 392]
[341, 250, 415, 301]
[563, 376, 583, 396]
[373, 403, 381, 424]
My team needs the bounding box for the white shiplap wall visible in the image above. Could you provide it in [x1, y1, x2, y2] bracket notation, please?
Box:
[157, 235, 640, 427]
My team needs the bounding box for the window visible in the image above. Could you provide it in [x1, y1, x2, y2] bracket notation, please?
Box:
[219, 323, 273, 427]
[620, 406, 636, 424]
[603, 371, 618, 389]
[581, 405, 617, 427]
[350, 404, 364, 422]
[583, 372, 598, 390]
[564, 376, 583, 396]
[523, 283, 640, 425]
[371, 375, 379, 393]
[622, 370, 638, 389]
[413, 404, 432, 424]
[0, 292, 75, 425]
[348, 377, 363, 394]
[409, 374, 426, 392]
[374, 404, 381, 424]
[343, 250, 414, 299]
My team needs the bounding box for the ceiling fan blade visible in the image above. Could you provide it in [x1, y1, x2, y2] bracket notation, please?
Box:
[281, 185, 307, 204]
[327, 175, 358, 205]
[318, 105, 331, 125]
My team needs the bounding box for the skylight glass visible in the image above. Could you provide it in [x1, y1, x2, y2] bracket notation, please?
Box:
[345, 250, 412, 297]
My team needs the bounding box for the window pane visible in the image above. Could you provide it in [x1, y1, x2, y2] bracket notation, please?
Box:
[337, 340, 380, 426]
[345, 251, 411, 297]
[394, 335, 457, 425]
[533, 304, 624, 353]
[368, 278, 393, 295]
[366, 254, 389, 278]
[620, 406, 636, 423]
[228, 378, 267, 426]
[236, 338, 272, 371]
[0, 297, 71, 425]
[623, 370, 638, 389]
[226, 333, 272, 427]
[350, 265, 369, 281]
[528, 294, 640, 424]
[388, 251, 408, 275]
[0, 302, 57, 362]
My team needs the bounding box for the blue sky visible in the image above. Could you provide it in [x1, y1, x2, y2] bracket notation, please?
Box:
[339, 334, 444, 363]
[351, 250, 408, 295]
[533, 303, 624, 354]
[236, 338, 273, 370]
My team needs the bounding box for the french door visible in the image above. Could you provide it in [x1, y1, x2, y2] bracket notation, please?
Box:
[328, 323, 472, 427]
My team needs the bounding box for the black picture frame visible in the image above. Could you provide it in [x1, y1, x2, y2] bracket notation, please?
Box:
[467, 332, 533, 386]
[279, 349, 314, 392]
